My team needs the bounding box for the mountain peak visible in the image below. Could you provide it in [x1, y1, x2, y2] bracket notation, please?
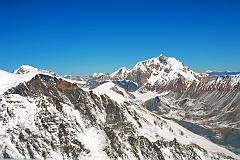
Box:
[111, 55, 200, 86]
[111, 67, 129, 78]
[13, 65, 39, 74]
[159, 53, 167, 60]
[133, 54, 179, 70]
[133, 61, 148, 72]
[13, 65, 56, 76]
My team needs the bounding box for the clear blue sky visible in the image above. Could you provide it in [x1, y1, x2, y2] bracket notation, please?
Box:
[0, 0, 240, 75]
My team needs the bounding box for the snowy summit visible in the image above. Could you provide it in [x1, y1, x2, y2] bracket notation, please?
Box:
[13, 65, 39, 74]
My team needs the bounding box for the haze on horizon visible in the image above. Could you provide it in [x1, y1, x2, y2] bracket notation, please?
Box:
[0, 0, 240, 75]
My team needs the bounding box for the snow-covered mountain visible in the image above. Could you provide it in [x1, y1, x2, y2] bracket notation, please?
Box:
[1, 56, 240, 159]
[67, 54, 202, 91]
[110, 54, 200, 86]
[111, 67, 130, 79]
[0, 68, 49, 95]
[13, 65, 56, 76]
[144, 73, 240, 155]
[13, 65, 39, 74]
[106, 55, 240, 92]
[80, 54, 240, 156]
[0, 65, 239, 159]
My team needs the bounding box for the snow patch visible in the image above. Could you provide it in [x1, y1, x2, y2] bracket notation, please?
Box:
[13, 65, 38, 74]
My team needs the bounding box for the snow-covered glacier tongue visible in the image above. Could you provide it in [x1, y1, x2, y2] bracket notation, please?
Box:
[0, 61, 239, 160]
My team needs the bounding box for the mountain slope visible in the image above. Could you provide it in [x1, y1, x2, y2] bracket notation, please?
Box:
[0, 68, 239, 159]
[0, 69, 44, 94]
[88, 55, 240, 156]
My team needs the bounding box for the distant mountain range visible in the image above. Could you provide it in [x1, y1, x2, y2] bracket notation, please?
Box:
[206, 71, 240, 77]
[0, 54, 239, 160]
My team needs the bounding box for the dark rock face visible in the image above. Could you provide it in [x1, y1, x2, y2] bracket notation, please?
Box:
[143, 97, 170, 115]
[112, 80, 138, 92]
[126, 71, 150, 87]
